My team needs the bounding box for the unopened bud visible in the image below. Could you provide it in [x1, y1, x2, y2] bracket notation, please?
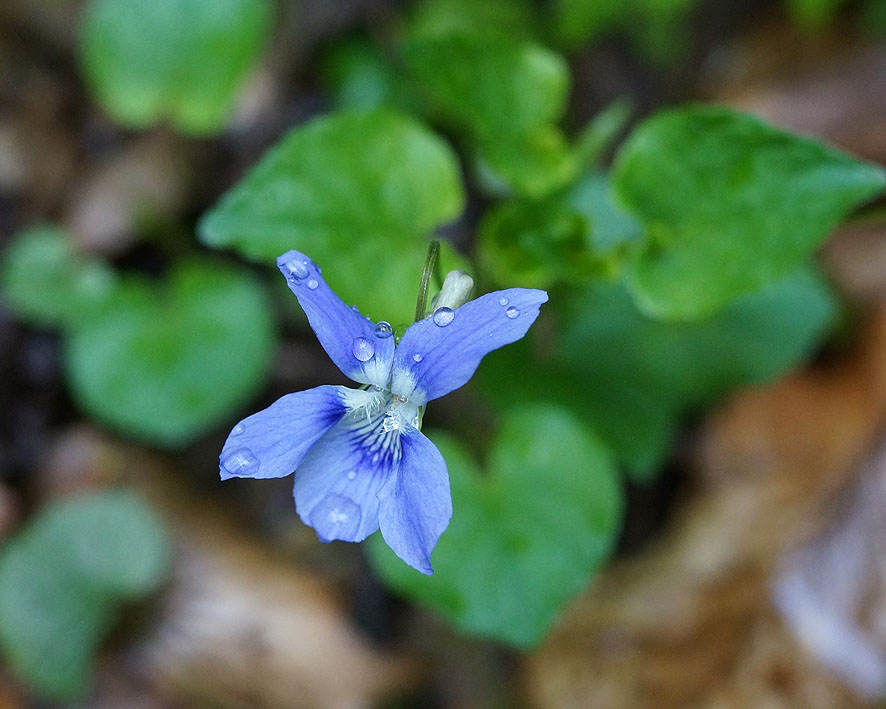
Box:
[429, 270, 474, 312]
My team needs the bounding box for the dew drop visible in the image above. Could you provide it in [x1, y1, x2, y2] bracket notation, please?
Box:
[397, 394, 408, 403]
[505, 306, 520, 319]
[310, 494, 360, 541]
[306, 278, 319, 290]
[347, 471, 356, 480]
[499, 296, 509, 306]
[282, 259, 310, 282]
[221, 447, 259, 476]
[352, 337, 375, 362]
[374, 321, 393, 338]
[231, 423, 245, 436]
[412, 353, 423, 363]
[432, 306, 454, 327]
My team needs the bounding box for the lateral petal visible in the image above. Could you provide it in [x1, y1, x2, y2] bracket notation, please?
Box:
[277, 250, 394, 388]
[220, 385, 347, 480]
[378, 427, 452, 575]
[293, 409, 401, 543]
[391, 288, 548, 404]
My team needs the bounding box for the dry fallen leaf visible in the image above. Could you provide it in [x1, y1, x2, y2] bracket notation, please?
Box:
[523, 310, 886, 708]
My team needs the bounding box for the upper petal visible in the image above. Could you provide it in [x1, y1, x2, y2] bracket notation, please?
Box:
[378, 426, 452, 575]
[293, 407, 401, 543]
[220, 385, 347, 480]
[277, 250, 394, 388]
[391, 288, 548, 404]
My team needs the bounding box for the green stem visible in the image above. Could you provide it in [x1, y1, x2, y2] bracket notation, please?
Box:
[414, 240, 440, 322]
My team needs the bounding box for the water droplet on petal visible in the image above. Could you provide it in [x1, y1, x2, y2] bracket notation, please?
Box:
[374, 321, 393, 338]
[505, 306, 520, 319]
[221, 447, 259, 476]
[306, 278, 319, 290]
[412, 353, 423, 363]
[352, 337, 375, 362]
[499, 296, 509, 306]
[231, 423, 245, 436]
[347, 471, 356, 480]
[282, 258, 310, 282]
[350, 305, 360, 313]
[310, 494, 361, 541]
[397, 394, 408, 403]
[432, 306, 454, 327]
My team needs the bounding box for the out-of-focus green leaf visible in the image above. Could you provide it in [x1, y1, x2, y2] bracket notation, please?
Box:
[408, 0, 537, 40]
[573, 99, 633, 169]
[79, 0, 271, 134]
[569, 171, 643, 256]
[0, 490, 170, 698]
[322, 37, 417, 113]
[478, 193, 593, 289]
[613, 105, 886, 320]
[403, 32, 575, 196]
[0, 226, 116, 329]
[477, 170, 641, 288]
[480, 267, 838, 477]
[479, 126, 577, 198]
[549, 0, 696, 51]
[549, 0, 625, 47]
[199, 109, 465, 323]
[786, 0, 847, 26]
[65, 259, 274, 447]
[403, 33, 568, 136]
[370, 406, 622, 647]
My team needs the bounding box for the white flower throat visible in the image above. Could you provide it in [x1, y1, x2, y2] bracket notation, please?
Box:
[342, 386, 421, 433]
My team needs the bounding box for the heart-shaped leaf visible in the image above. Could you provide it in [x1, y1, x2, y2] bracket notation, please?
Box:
[65, 259, 274, 447]
[479, 267, 837, 477]
[199, 109, 465, 324]
[613, 105, 886, 319]
[369, 405, 622, 647]
[0, 226, 117, 329]
[402, 31, 576, 197]
[0, 490, 170, 698]
[79, 0, 272, 134]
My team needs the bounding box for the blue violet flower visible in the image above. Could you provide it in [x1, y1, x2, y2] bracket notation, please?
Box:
[220, 250, 548, 573]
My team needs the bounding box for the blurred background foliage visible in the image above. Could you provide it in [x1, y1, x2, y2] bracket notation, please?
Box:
[0, 0, 885, 703]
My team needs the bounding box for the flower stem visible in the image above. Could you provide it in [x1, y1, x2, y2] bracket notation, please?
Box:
[414, 240, 440, 322]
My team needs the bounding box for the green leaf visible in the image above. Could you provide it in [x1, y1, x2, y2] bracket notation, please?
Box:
[572, 99, 633, 169]
[402, 32, 575, 196]
[403, 32, 568, 135]
[65, 259, 274, 447]
[369, 406, 623, 647]
[477, 170, 641, 288]
[322, 37, 417, 113]
[559, 268, 839, 469]
[549, 0, 696, 58]
[46, 489, 171, 594]
[0, 490, 170, 698]
[408, 0, 537, 41]
[199, 109, 465, 323]
[479, 126, 578, 198]
[0, 225, 116, 329]
[480, 267, 838, 477]
[79, 0, 272, 134]
[787, 0, 848, 27]
[477, 191, 594, 289]
[548, 0, 626, 47]
[613, 105, 886, 319]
